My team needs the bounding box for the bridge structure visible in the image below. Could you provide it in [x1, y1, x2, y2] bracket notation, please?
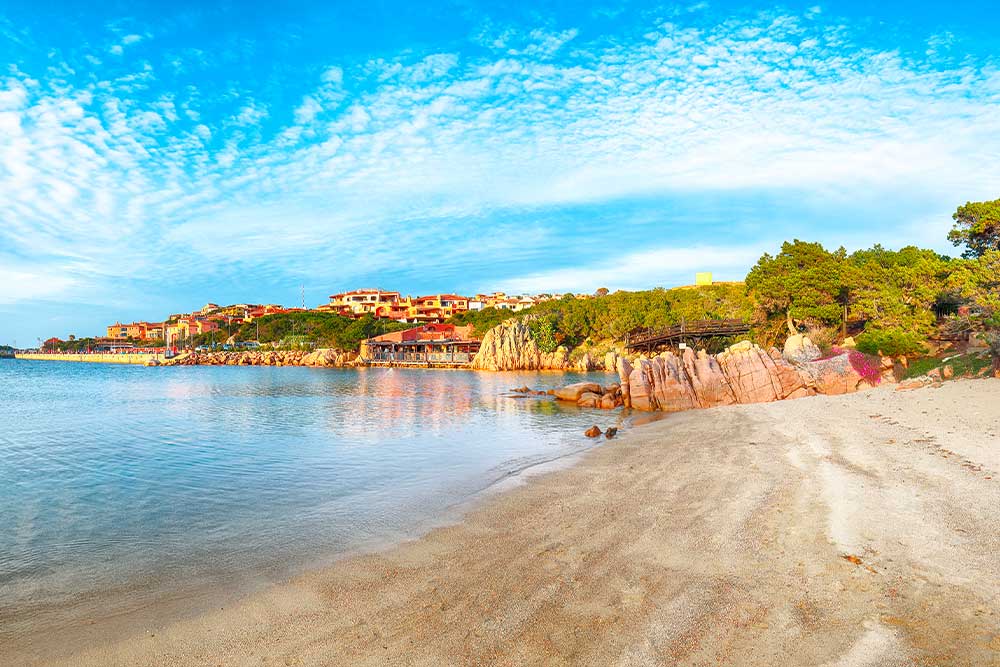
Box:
[624, 318, 751, 354]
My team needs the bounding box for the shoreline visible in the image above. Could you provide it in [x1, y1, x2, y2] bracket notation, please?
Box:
[8, 378, 999, 666]
[1, 407, 619, 665]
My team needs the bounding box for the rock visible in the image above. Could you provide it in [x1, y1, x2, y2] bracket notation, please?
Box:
[783, 334, 822, 363]
[718, 344, 808, 404]
[604, 350, 619, 372]
[942, 364, 954, 380]
[510, 386, 530, 393]
[584, 425, 602, 438]
[684, 348, 737, 407]
[604, 427, 618, 439]
[617, 357, 634, 409]
[795, 352, 868, 395]
[470, 319, 568, 370]
[896, 378, 931, 391]
[553, 382, 603, 402]
[599, 393, 620, 410]
[574, 352, 597, 372]
[841, 336, 856, 349]
[728, 340, 754, 353]
[612, 342, 887, 413]
[576, 391, 602, 408]
[927, 368, 942, 381]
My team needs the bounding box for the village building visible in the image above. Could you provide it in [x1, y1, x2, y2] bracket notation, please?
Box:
[365, 323, 480, 367]
[105, 321, 165, 341]
[318, 289, 403, 318]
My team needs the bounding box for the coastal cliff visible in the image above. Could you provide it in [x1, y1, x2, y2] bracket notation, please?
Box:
[470, 319, 570, 371]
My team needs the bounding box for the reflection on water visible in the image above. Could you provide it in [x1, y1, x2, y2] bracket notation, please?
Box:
[0, 361, 615, 643]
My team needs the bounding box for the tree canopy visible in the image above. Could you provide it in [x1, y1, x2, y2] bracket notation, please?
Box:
[948, 198, 1000, 258]
[744, 240, 847, 336]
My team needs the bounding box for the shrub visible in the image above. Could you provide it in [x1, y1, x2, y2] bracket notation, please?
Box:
[855, 328, 927, 357]
[528, 317, 559, 354]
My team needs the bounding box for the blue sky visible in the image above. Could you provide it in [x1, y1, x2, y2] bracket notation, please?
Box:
[1, 0, 998, 345]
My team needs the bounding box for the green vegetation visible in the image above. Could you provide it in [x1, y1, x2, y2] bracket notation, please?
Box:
[855, 329, 927, 358]
[745, 239, 1000, 354]
[746, 240, 849, 338]
[949, 198, 1000, 258]
[449, 198, 1000, 364]
[50, 337, 99, 352]
[185, 312, 412, 350]
[449, 307, 514, 336]
[450, 283, 752, 350]
[902, 353, 993, 380]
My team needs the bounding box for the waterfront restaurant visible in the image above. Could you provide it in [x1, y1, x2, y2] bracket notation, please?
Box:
[365, 323, 480, 367]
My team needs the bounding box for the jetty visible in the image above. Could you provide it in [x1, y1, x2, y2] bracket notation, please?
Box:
[14, 351, 168, 365]
[624, 318, 750, 353]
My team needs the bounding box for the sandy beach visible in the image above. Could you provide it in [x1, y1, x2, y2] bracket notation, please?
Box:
[14, 378, 1000, 666]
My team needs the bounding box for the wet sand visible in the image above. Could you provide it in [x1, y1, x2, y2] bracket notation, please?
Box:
[11, 379, 1000, 666]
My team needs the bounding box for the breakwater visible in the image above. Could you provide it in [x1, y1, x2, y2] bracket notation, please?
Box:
[15, 352, 166, 365]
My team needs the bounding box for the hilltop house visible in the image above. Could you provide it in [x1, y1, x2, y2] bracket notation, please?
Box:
[318, 289, 403, 318]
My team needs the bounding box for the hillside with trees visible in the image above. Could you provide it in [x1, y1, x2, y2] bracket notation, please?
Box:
[453, 197, 1000, 366]
[186, 312, 412, 350]
[450, 283, 753, 353]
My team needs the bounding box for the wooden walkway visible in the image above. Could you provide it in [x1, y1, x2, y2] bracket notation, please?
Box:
[625, 319, 750, 353]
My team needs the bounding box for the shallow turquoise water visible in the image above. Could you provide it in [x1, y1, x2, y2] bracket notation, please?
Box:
[0, 360, 615, 642]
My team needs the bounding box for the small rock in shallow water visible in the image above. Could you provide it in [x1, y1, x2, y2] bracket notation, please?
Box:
[584, 425, 602, 438]
[605, 427, 618, 439]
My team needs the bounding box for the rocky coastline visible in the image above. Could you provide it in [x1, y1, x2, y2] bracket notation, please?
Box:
[544, 334, 899, 413]
[162, 348, 357, 367]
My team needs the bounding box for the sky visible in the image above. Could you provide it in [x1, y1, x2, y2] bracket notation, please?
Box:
[1, 0, 998, 345]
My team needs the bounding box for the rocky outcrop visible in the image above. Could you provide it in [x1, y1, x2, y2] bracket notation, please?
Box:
[163, 348, 356, 367]
[783, 334, 822, 364]
[550, 382, 603, 402]
[604, 350, 620, 372]
[558, 337, 890, 413]
[470, 319, 569, 370]
[717, 342, 811, 404]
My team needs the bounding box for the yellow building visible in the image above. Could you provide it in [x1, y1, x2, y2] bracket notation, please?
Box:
[106, 321, 164, 340]
[319, 289, 403, 318]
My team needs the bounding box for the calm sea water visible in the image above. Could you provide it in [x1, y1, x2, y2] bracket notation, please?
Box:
[0, 359, 615, 646]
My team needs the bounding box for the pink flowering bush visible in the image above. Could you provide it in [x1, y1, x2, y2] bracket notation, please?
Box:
[817, 346, 882, 385]
[847, 349, 882, 386]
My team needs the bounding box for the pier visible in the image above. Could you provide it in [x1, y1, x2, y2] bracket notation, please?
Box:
[14, 352, 168, 365]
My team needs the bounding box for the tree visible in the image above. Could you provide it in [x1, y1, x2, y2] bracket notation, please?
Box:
[847, 245, 949, 336]
[946, 250, 1000, 314]
[948, 198, 1000, 258]
[594, 287, 609, 297]
[745, 240, 847, 336]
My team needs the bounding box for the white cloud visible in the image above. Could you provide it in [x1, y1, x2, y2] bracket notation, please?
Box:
[498, 245, 768, 293]
[1, 8, 998, 313]
[293, 95, 322, 124]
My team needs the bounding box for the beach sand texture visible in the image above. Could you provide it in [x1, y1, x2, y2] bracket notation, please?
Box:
[17, 379, 1000, 666]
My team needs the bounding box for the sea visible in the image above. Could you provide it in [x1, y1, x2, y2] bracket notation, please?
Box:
[0, 359, 616, 653]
